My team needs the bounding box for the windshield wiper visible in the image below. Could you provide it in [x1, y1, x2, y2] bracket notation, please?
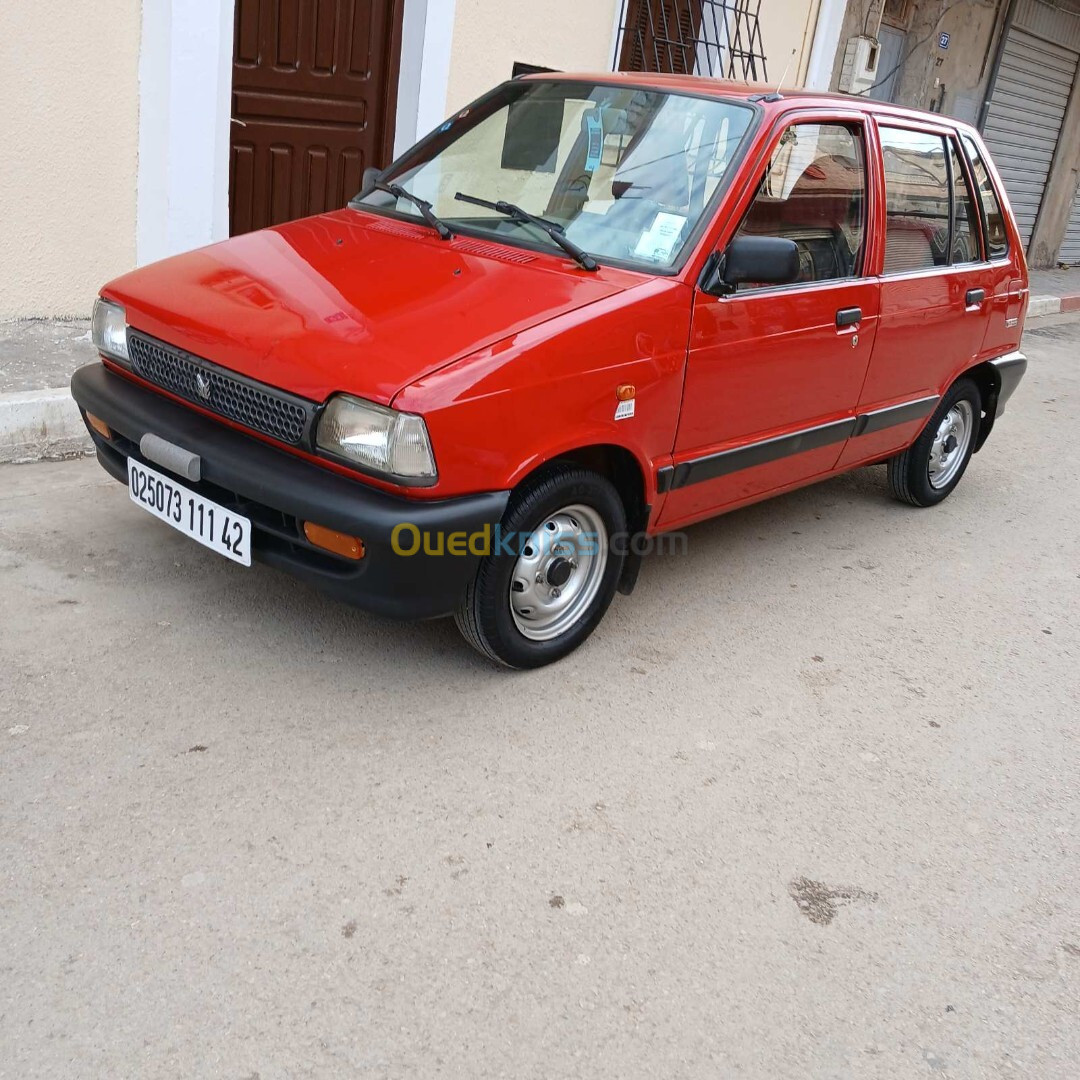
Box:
[454, 192, 597, 271]
[374, 181, 453, 241]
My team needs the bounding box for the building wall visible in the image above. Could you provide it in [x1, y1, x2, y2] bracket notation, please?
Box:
[824, 0, 1080, 266]
[760, 0, 823, 86]
[0, 1, 142, 320]
[445, 0, 621, 112]
[828, 0, 1005, 121]
[444, 0, 824, 112]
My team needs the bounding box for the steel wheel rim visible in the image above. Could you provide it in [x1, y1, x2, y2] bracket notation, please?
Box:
[928, 399, 974, 490]
[509, 503, 609, 641]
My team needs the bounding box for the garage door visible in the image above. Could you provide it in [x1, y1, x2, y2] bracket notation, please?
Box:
[981, 26, 1079, 249]
[1062, 182, 1080, 264]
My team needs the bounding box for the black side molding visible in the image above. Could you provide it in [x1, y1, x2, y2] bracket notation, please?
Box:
[851, 396, 938, 437]
[657, 393, 944, 494]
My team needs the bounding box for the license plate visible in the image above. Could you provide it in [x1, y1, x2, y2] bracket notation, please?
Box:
[128, 458, 251, 566]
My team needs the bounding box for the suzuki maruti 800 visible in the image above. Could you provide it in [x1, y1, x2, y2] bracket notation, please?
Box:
[72, 73, 1029, 668]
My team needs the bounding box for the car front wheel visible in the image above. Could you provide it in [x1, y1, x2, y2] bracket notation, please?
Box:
[887, 377, 982, 507]
[455, 465, 626, 668]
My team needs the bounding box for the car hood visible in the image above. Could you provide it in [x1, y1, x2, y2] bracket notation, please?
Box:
[104, 209, 643, 406]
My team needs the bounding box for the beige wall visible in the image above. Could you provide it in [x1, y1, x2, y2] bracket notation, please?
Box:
[445, 0, 620, 112]
[759, 0, 822, 86]
[445, 1, 824, 112]
[0, 1, 141, 319]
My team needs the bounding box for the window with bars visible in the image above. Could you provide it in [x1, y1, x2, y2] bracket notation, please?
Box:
[614, 0, 768, 81]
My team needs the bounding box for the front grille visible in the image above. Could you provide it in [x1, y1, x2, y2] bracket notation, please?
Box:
[127, 332, 313, 445]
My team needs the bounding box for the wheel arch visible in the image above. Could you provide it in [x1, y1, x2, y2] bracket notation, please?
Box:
[510, 443, 650, 595]
[961, 360, 1002, 452]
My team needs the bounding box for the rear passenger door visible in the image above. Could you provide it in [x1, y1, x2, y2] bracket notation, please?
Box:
[659, 115, 880, 529]
[838, 121, 996, 469]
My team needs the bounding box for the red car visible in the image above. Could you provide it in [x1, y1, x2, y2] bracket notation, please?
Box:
[72, 73, 1028, 668]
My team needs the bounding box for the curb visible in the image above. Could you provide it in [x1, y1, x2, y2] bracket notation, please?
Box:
[1029, 293, 1080, 318]
[2, 293, 1078, 466]
[0, 388, 91, 465]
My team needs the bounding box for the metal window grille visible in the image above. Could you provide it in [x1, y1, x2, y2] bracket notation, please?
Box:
[613, 0, 768, 82]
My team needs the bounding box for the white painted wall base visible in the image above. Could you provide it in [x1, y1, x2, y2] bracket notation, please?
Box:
[394, 0, 457, 158]
[804, 0, 846, 91]
[137, 0, 236, 266]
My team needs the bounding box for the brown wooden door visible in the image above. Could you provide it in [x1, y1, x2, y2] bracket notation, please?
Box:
[230, 0, 404, 236]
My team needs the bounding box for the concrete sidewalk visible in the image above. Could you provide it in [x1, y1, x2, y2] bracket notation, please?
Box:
[1027, 267, 1080, 317]
[0, 319, 96, 463]
[2, 266, 1079, 463]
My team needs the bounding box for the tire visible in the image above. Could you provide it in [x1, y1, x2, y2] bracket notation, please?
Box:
[887, 377, 982, 507]
[455, 465, 626, 669]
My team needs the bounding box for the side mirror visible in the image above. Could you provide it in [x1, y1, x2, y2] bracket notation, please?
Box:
[701, 235, 801, 295]
[360, 166, 382, 194]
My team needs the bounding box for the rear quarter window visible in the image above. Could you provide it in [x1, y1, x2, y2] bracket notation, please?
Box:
[961, 134, 1010, 260]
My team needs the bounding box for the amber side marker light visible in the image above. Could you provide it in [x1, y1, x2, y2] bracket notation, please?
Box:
[86, 413, 112, 439]
[616, 384, 636, 402]
[303, 521, 366, 561]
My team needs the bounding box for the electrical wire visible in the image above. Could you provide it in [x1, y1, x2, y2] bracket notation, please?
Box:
[855, 0, 970, 96]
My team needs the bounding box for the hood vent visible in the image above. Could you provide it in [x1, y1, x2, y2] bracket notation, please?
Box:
[362, 218, 537, 264]
[452, 238, 536, 264]
[362, 218, 428, 240]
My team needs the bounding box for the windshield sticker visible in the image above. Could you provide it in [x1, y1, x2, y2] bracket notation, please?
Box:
[615, 399, 636, 420]
[632, 212, 687, 264]
[584, 112, 604, 174]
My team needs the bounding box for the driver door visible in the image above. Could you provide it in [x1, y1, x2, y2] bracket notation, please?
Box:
[658, 118, 880, 529]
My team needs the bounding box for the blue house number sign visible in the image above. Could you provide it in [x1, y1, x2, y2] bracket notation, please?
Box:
[939, 31, 951, 49]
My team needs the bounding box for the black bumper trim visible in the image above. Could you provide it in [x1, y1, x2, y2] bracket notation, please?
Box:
[990, 351, 1026, 416]
[71, 363, 509, 620]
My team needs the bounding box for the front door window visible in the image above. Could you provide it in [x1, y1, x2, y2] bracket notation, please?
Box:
[732, 123, 867, 288]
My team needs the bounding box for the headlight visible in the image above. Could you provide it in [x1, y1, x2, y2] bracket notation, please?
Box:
[316, 394, 437, 483]
[91, 298, 130, 364]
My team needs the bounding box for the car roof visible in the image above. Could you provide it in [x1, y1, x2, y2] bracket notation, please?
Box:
[520, 70, 977, 133]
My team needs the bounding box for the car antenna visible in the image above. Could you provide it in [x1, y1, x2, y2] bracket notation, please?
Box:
[749, 49, 794, 103]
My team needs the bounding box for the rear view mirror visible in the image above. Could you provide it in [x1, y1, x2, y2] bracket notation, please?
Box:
[702, 235, 801, 295]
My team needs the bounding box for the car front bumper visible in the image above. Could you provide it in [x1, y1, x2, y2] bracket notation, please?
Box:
[70, 363, 509, 620]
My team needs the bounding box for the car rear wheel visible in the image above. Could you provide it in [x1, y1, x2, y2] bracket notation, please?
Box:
[887, 377, 981, 507]
[454, 465, 626, 668]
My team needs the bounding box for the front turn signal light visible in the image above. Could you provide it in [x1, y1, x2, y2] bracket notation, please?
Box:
[86, 412, 112, 439]
[303, 521, 365, 561]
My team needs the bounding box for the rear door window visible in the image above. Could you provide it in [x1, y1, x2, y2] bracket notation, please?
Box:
[961, 134, 1010, 259]
[879, 127, 950, 274]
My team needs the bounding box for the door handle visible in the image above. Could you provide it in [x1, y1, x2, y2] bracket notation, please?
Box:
[836, 307, 861, 328]
[966, 288, 986, 306]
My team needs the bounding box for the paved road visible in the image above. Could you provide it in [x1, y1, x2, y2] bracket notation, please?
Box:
[2, 317, 1079, 1079]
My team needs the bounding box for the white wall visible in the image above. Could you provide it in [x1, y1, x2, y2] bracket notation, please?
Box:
[394, 0, 458, 156]
[137, 0, 235, 267]
[0, 1, 142, 319]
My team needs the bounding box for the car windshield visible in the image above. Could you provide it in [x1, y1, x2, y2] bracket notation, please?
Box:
[354, 80, 755, 272]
